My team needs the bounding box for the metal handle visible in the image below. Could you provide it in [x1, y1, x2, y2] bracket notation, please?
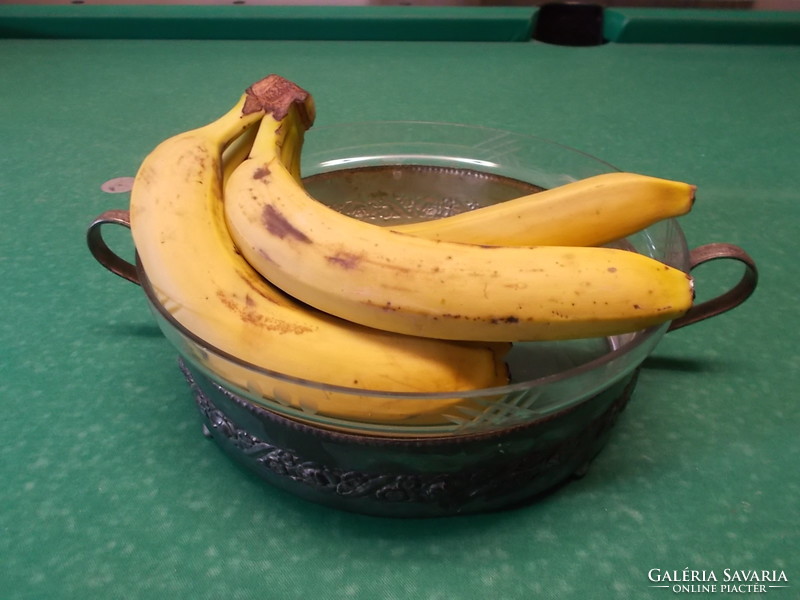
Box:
[86, 209, 139, 285]
[668, 242, 758, 332]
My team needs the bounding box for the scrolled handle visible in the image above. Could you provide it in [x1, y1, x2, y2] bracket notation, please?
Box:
[86, 209, 139, 285]
[668, 242, 757, 332]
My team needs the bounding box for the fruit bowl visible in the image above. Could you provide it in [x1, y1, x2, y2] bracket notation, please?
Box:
[88, 121, 757, 517]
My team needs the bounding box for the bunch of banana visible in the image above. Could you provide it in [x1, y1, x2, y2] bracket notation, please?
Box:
[129, 73, 696, 429]
[128, 75, 510, 427]
[223, 77, 694, 343]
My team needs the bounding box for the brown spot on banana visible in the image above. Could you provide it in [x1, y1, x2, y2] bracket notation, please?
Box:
[236, 270, 281, 306]
[261, 204, 311, 243]
[216, 289, 238, 313]
[361, 256, 413, 274]
[217, 289, 313, 334]
[253, 166, 270, 179]
[490, 316, 520, 325]
[326, 251, 362, 270]
[441, 313, 462, 320]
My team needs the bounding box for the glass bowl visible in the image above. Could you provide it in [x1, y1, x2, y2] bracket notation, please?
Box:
[144, 121, 690, 438]
[88, 122, 756, 516]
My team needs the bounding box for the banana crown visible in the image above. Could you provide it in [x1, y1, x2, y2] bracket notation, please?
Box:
[244, 74, 316, 128]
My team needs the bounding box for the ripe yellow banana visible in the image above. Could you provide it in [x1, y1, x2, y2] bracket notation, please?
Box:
[224, 76, 694, 343]
[221, 119, 258, 183]
[129, 75, 509, 427]
[393, 172, 695, 247]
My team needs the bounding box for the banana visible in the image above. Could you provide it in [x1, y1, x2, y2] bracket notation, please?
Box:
[221, 118, 258, 183]
[224, 76, 695, 343]
[129, 74, 509, 428]
[392, 172, 695, 247]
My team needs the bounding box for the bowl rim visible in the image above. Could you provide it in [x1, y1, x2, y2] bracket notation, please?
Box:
[305, 119, 623, 173]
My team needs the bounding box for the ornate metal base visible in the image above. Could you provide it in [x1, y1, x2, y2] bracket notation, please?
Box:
[180, 359, 638, 518]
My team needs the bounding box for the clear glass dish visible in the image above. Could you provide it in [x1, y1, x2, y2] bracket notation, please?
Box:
[138, 122, 691, 438]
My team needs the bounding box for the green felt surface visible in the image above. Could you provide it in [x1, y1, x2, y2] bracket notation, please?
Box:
[1, 6, 799, 600]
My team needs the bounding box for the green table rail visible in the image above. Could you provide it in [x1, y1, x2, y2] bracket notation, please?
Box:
[2, 4, 800, 44]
